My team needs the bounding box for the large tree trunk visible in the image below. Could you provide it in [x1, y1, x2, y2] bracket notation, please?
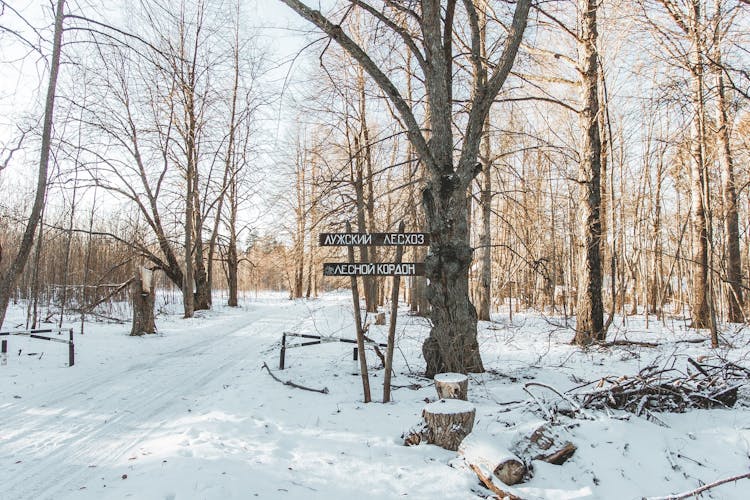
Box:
[422, 183, 484, 377]
[0, 0, 65, 329]
[574, 0, 605, 345]
[131, 267, 157, 336]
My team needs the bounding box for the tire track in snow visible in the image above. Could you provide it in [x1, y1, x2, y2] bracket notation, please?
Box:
[1, 304, 302, 500]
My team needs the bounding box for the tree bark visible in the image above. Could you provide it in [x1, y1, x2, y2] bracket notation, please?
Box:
[0, 0, 65, 329]
[574, 0, 605, 345]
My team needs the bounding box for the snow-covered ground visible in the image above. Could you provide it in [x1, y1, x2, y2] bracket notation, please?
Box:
[1, 293, 749, 499]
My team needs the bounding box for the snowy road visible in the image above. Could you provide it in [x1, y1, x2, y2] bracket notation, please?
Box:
[0, 297, 470, 500]
[1, 301, 306, 498]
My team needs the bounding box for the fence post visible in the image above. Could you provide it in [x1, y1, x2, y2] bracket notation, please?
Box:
[279, 333, 286, 370]
[1, 339, 6, 366]
[68, 328, 74, 367]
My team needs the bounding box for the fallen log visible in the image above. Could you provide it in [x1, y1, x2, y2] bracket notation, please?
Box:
[459, 432, 527, 486]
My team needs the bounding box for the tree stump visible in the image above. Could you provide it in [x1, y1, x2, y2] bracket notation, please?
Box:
[422, 399, 475, 451]
[434, 372, 469, 400]
[131, 267, 156, 336]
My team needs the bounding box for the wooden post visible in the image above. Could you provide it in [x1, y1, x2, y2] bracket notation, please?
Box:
[68, 328, 74, 367]
[346, 221, 371, 403]
[383, 222, 405, 403]
[279, 333, 287, 369]
[1, 339, 7, 366]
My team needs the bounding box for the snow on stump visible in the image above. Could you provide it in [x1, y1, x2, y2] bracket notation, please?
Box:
[434, 372, 469, 400]
[459, 433, 527, 486]
[422, 398, 476, 451]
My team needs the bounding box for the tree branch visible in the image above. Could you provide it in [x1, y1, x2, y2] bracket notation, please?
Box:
[278, 0, 434, 168]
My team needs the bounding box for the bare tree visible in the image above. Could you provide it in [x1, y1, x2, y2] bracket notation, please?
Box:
[711, 0, 744, 322]
[0, 0, 65, 328]
[279, 0, 531, 376]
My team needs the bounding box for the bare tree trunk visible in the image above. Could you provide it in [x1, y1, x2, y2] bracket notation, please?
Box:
[713, 34, 744, 322]
[687, 1, 710, 329]
[0, 0, 65, 329]
[227, 172, 239, 306]
[192, 188, 211, 310]
[27, 202, 46, 330]
[184, 158, 195, 318]
[131, 267, 156, 336]
[476, 118, 492, 322]
[574, 0, 605, 345]
[293, 146, 306, 299]
[207, 3, 241, 308]
[358, 68, 379, 312]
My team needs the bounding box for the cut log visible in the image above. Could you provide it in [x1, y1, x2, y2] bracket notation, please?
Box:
[540, 442, 576, 465]
[434, 372, 469, 400]
[514, 424, 576, 466]
[422, 399, 475, 451]
[459, 432, 527, 485]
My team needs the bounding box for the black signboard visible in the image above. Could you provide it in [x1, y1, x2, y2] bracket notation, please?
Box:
[318, 233, 430, 246]
[323, 262, 426, 276]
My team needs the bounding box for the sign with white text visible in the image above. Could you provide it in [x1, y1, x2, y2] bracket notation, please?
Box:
[323, 262, 426, 276]
[318, 232, 430, 246]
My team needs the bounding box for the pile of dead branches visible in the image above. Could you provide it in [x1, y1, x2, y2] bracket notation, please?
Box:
[571, 357, 749, 416]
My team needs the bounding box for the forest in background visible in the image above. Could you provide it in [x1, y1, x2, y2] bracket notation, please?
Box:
[1, 0, 749, 342]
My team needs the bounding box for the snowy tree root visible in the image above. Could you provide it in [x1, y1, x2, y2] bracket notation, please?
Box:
[261, 362, 329, 394]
